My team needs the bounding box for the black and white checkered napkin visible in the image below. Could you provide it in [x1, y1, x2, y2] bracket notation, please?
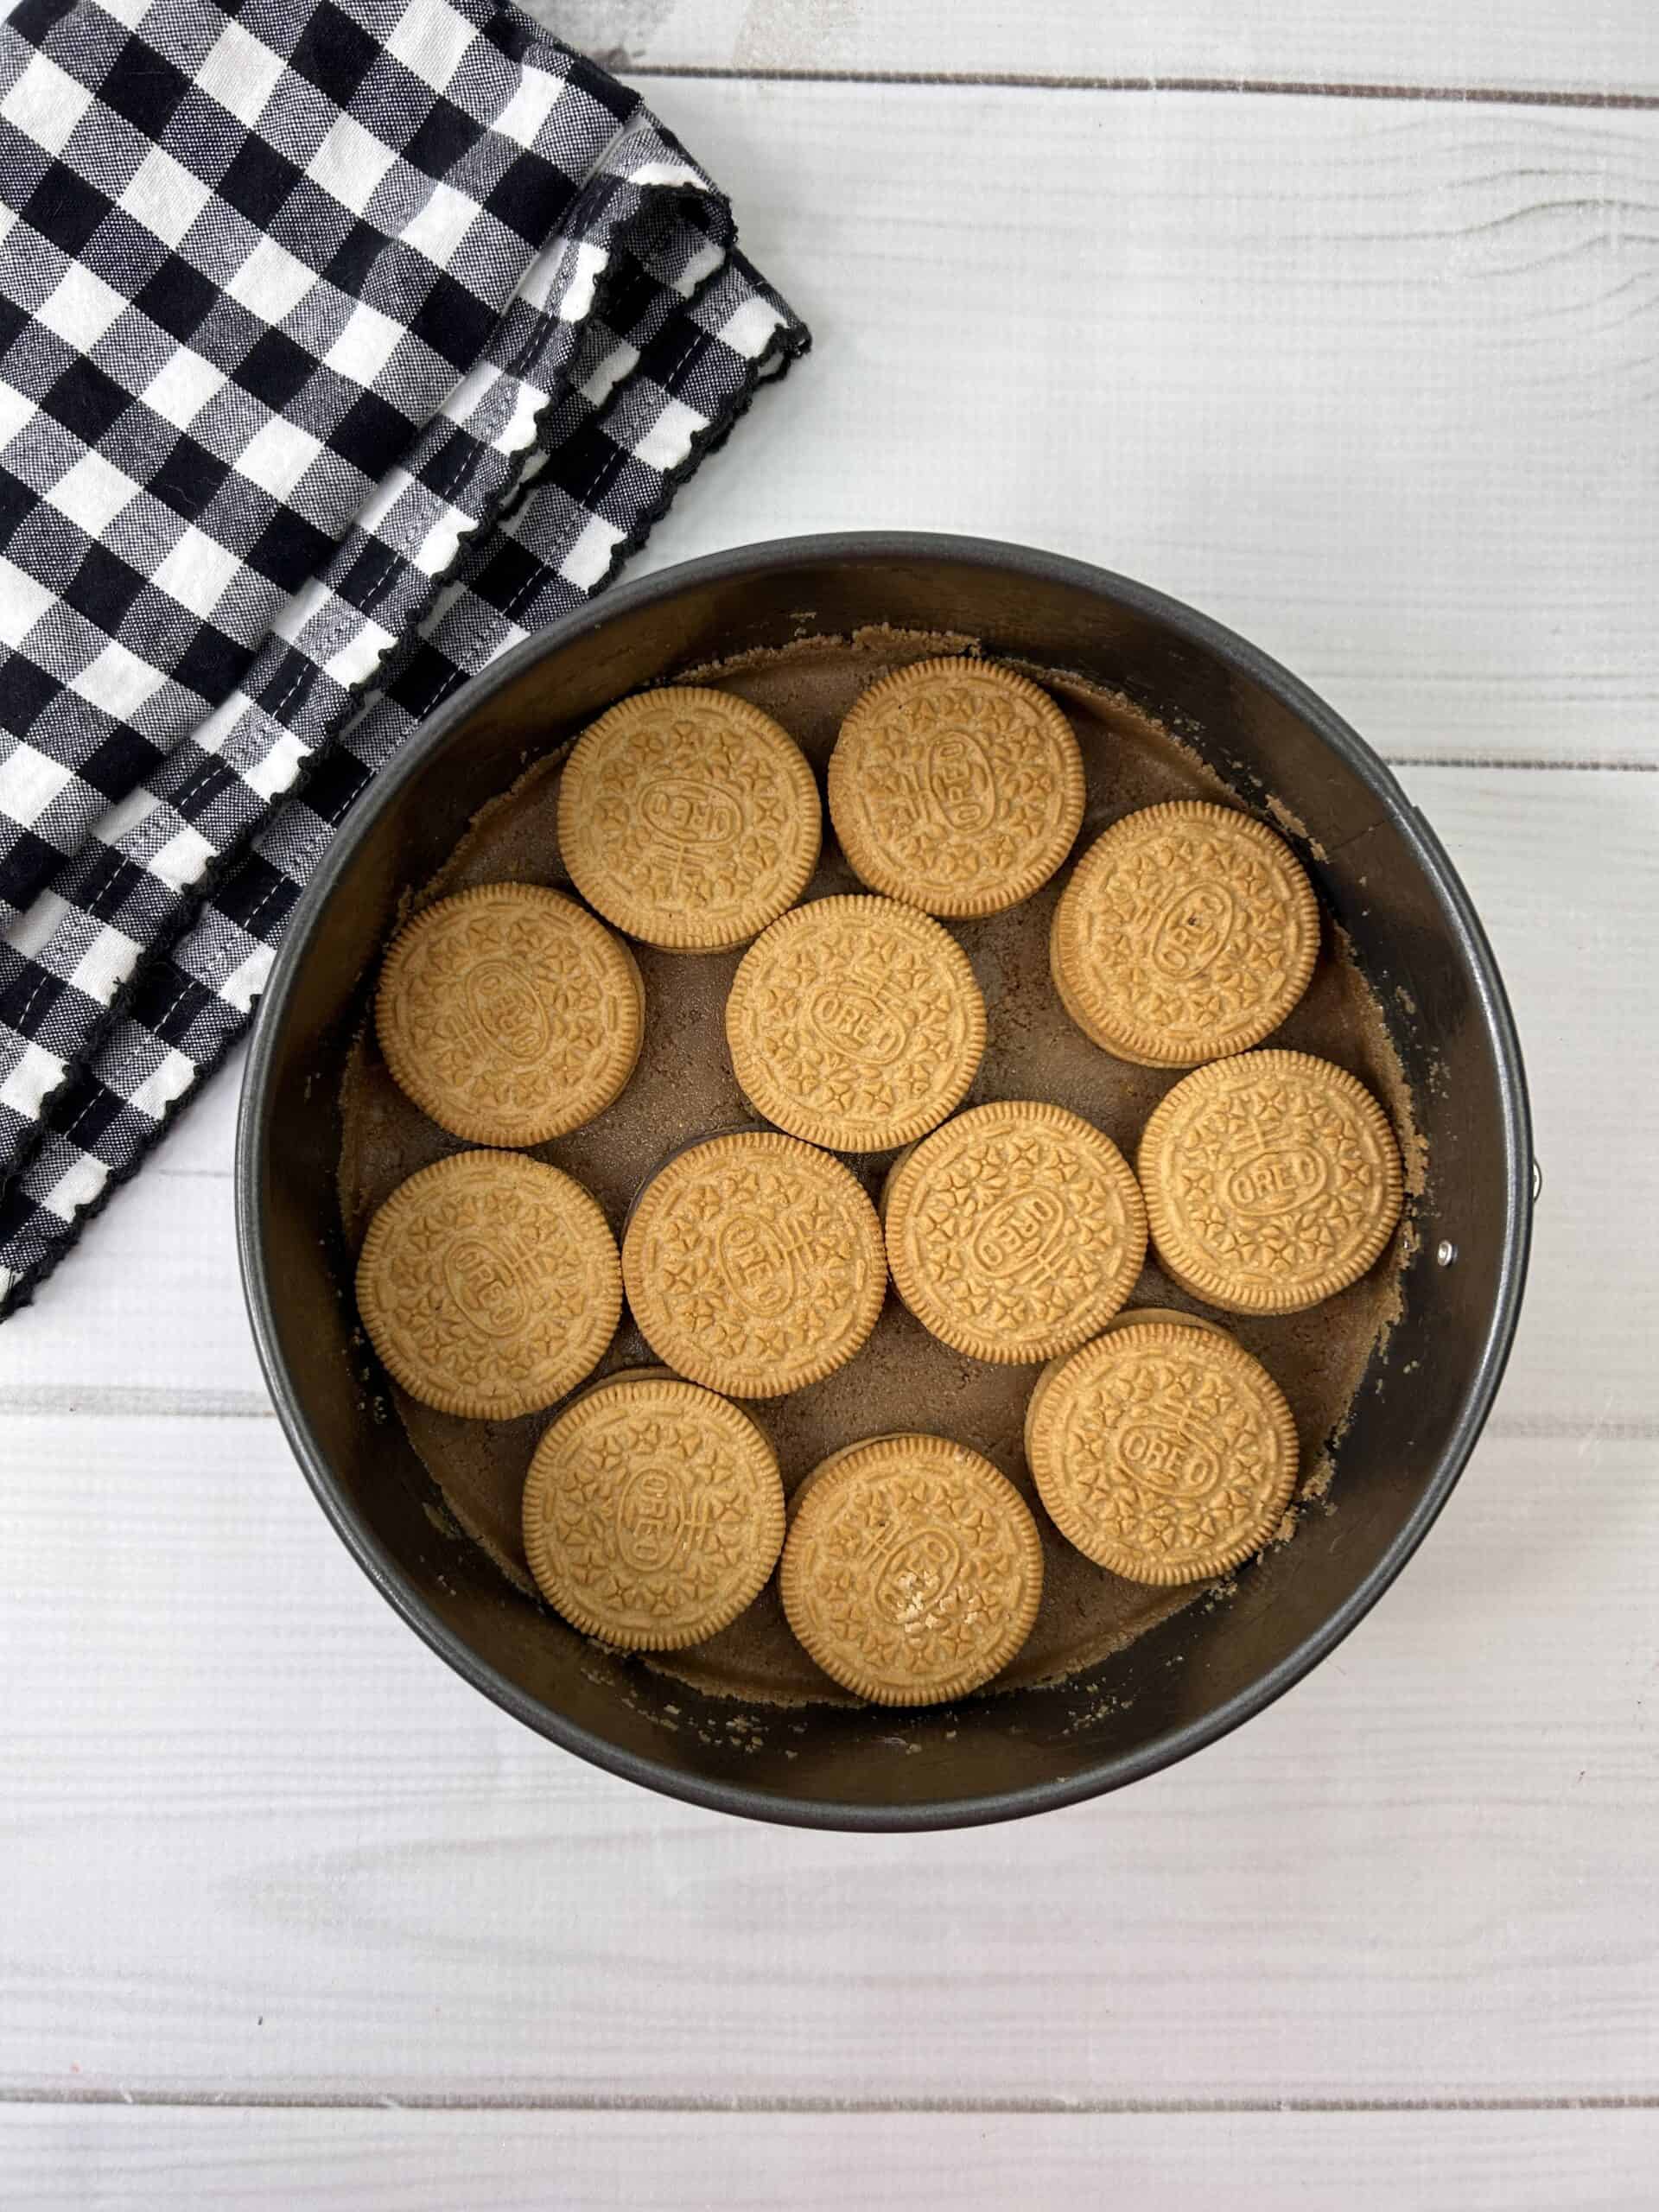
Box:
[0, 0, 806, 1315]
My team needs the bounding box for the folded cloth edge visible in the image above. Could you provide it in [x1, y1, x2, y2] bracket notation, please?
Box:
[0, 0, 810, 1313]
[0, 257, 805, 1319]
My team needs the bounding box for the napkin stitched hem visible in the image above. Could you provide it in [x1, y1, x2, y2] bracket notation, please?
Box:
[1, 182, 730, 1184]
[0, 0, 810, 1313]
[0, 287, 804, 1319]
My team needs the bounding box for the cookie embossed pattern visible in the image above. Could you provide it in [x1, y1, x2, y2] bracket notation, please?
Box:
[376, 885, 643, 1147]
[623, 1132, 886, 1397]
[780, 1434, 1046, 1706]
[1051, 800, 1320, 1066]
[1139, 1050, 1405, 1315]
[1027, 1322, 1300, 1586]
[882, 1100, 1147, 1363]
[558, 688, 821, 951]
[725, 894, 987, 1152]
[829, 657, 1086, 916]
[523, 1374, 786, 1651]
[355, 1151, 622, 1421]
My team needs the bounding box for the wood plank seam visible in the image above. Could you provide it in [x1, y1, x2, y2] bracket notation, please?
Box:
[4, 2090, 1659, 2113]
[1385, 759, 1658, 773]
[624, 65, 1659, 114]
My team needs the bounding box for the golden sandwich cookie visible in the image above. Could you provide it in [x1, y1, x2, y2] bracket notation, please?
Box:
[622, 1130, 885, 1398]
[725, 894, 985, 1152]
[828, 656, 1085, 917]
[356, 1150, 620, 1419]
[523, 1371, 785, 1650]
[375, 882, 642, 1147]
[1051, 801, 1319, 1065]
[1137, 1049, 1404, 1314]
[780, 1433, 1044, 1706]
[1025, 1321, 1299, 1586]
[557, 685, 820, 951]
[881, 1099, 1147, 1363]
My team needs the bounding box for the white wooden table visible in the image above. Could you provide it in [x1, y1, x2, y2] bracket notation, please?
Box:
[4, 4, 1657, 2203]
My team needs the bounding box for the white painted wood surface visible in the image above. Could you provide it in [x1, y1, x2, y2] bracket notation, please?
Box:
[2, 1408, 1653, 2105]
[3, 14, 1656, 2203]
[8, 2109, 1659, 2212]
[543, 0, 1659, 101]
[623, 85, 1659, 765]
